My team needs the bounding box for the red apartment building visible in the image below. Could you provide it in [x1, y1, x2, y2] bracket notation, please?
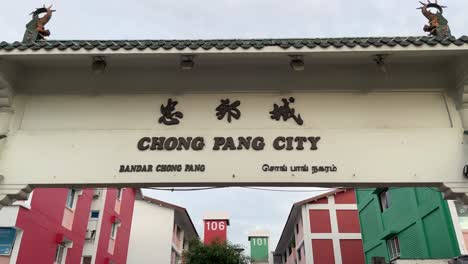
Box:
[274, 189, 365, 264]
[0, 187, 136, 264]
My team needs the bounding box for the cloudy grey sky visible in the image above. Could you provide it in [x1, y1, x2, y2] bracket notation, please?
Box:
[2, 0, 467, 255]
[1, 0, 467, 42]
[143, 187, 331, 253]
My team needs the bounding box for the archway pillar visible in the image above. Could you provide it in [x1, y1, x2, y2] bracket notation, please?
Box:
[0, 61, 30, 208]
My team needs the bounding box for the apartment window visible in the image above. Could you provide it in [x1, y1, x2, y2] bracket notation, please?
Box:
[54, 244, 66, 264]
[379, 188, 391, 211]
[284, 252, 287, 262]
[456, 201, 468, 229]
[90, 210, 100, 219]
[387, 236, 400, 262]
[66, 189, 76, 209]
[176, 225, 182, 239]
[116, 188, 123, 200]
[82, 256, 92, 264]
[297, 247, 302, 261]
[0, 228, 17, 256]
[288, 244, 292, 255]
[111, 223, 118, 239]
[295, 223, 299, 234]
[85, 229, 96, 240]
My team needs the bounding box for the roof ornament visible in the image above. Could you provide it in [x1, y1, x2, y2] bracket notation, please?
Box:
[418, 0, 451, 38]
[22, 5, 55, 43]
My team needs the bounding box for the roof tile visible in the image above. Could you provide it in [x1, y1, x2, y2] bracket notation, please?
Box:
[0, 36, 466, 52]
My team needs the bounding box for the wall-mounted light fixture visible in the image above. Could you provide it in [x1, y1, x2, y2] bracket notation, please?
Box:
[373, 54, 389, 74]
[92, 56, 107, 75]
[289, 55, 305, 72]
[180, 55, 195, 71]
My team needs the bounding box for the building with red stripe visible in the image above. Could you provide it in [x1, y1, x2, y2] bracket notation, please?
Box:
[0, 188, 136, 264]
[274, 189, 364, 264]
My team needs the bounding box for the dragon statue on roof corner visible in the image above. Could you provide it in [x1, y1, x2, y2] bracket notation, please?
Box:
[418, 0, 451, 38]
[22, 5, 55, 43]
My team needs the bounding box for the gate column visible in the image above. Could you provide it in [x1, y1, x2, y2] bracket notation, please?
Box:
[444, 55, 468, 203]
[0, 60, 31, 208]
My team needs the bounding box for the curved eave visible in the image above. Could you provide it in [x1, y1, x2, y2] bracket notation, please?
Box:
[1, 36, 468, 56]
[1, 43, 468, 56]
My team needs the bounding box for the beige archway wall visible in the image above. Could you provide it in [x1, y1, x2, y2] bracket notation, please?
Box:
[0, 44, 468, 206]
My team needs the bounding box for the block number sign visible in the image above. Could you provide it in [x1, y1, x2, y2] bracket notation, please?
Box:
[250, 237, 269, 261]
[203, 220, 228, 245]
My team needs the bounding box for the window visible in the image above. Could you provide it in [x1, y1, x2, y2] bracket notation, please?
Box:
[54, 244, 65, 264]
[288, 244, 292, 255]
[111, 223, 118, 239]
[283, 252, 287, 262]
[85, 229, 96, 240]
[295, 223, 299, 234]
[0, 228, 17, 256]
[82, 256, 92, 264]
[66, 189, 76, 209]
[379, 188, 391, 211]
[176, 225, 182, 239]
[456, 201, 468, 229]
[90, 210, 100, 219]
[387, 236, 400, 262]
[116, 188, 123, 200]
[297, 247, 302, 261]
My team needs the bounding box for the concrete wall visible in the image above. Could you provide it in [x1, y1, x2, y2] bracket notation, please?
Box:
[127, 200, 175, 264]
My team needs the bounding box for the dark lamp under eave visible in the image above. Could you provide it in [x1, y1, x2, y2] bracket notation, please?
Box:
[92, 57, 107, 75]
[289, 56, 305, 71]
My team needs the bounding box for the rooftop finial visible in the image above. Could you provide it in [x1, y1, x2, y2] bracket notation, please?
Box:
[418, 0, 451, 38]
[22, 5, 55, 43]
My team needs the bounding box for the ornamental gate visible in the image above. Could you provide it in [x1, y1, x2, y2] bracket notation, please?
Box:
[0, 38, 468, 206]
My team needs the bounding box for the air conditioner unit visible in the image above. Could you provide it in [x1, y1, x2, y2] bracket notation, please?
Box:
[85, 229, 96, 241]
[92, 190, 101, 199]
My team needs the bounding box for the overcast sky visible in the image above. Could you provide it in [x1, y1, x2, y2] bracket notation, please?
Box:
[1, 0, 467, 42]
[2, 0, 467, 255]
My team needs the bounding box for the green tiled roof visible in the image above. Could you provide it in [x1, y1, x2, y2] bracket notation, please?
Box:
[1, 36, 468, 52]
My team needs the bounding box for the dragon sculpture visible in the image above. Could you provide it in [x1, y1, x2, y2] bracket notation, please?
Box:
[418, 0, 451, 38]
[22, 5, 55, 43]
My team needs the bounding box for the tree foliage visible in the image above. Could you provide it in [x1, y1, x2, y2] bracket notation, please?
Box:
[183, 239, 250, 264]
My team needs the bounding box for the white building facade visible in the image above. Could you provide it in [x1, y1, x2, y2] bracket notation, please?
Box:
[126, 196, 198, 264]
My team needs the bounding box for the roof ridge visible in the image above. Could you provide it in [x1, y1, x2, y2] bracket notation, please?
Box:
[1, 36, 467, 52]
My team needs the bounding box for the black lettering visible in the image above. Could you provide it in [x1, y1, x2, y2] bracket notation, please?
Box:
[192, 137, 205, 151]
[164, 137, 178, 151]
[237, 137, 252, 150]
[252, 137, 265, 150]
[285, 137, 294, 151]
[150, 137, 165, 150]
[273, 137, 286, 150]
[178, 137, 192, 150]
[137, 137, 151, 151]
[308, 137, 321, 150]
[213, 137, 225, 150]
[294, 137, 307, 150]
[222, 137, 237, 150]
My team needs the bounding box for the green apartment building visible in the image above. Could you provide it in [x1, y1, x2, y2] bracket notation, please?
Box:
[248, 230, 270, 263]
[356, 187, 464, 264]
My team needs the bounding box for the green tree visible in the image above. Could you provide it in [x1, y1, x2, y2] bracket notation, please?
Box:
[184, 239, 250, 264]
